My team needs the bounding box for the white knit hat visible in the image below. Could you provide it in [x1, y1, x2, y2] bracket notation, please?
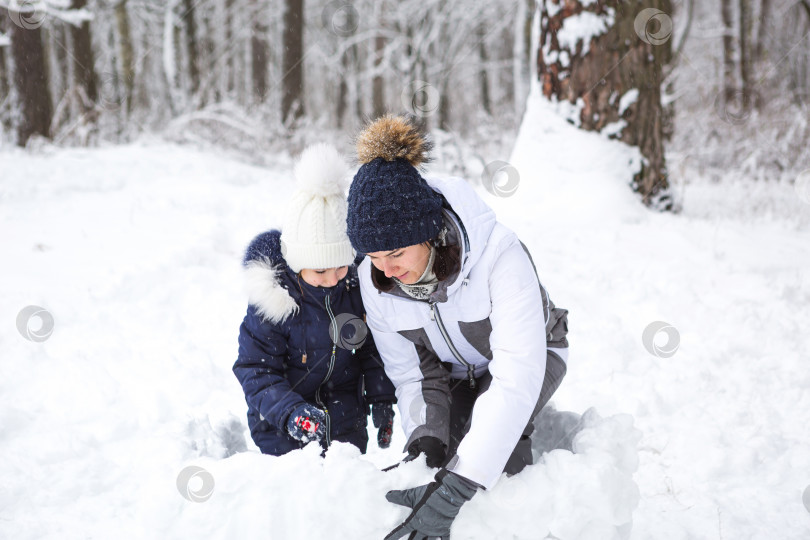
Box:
[280, 143, 356, 273]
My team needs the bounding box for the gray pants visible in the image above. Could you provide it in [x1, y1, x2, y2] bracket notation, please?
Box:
[446, 350, 567, 475]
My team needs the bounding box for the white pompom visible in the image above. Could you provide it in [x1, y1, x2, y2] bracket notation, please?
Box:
[293, 143, 349, 196]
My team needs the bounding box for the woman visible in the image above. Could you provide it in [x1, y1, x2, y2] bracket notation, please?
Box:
[345, 116, 569, 539]
[233, 143, 396, 456]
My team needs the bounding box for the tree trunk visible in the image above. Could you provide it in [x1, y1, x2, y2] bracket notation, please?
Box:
[438, 79, 450, 130]
[201, 2, 217, 103]
[71, 0, 98, 107]
[755, 0, 770, 62]
[538, 0, 673, 209]
[281, 0, 304, 123]
[9, 13, 53, 145]
[336, 6, 358, 128]
[513, 0, 534, 119]
[721, 0, 736, 101]
[225, 0, 235, 95]
[51, 25, 70, 103]
[478, 24, 491, 115]
[738, 0, 755, 107]
[372, 33, 385, 118]
[0, 9, 10, 131]
[337, 48, 350, 127]
[114, 0, 135, 114]
[181, 0, 200, 96]
[250, 0, 269, 104]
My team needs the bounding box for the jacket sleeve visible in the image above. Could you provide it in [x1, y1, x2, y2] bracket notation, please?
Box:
[233, 305, 306, 430]
[448, 240, 549, 490]
[356, 328, 397, 405]
[360, 269, 451, 451]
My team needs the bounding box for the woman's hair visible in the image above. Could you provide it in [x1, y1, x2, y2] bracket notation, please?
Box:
[370, 239, 461, 293]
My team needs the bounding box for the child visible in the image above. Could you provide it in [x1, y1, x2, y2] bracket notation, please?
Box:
[233, 143, 396, 456]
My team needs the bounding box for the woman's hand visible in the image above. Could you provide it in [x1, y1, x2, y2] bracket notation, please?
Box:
[407, 436, 447, 468]
[384, 469, 479, 539]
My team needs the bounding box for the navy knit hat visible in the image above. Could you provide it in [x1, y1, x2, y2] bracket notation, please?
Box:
[347, 115, 444, 254]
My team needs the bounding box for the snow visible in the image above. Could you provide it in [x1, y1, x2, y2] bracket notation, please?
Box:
[602, 120, 627, 138]
[49, 7, 93, 27]
[618, 89, 639, 116]
[0, 0, 91, 26]
[554, 9, 614, 52]
[2, 87, 810, 539]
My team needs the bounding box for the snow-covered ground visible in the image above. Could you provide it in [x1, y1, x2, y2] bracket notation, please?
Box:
[2, 90, 809, 539]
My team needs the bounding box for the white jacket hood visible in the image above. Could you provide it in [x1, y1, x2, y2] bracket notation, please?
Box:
[424, 176, 497, 291]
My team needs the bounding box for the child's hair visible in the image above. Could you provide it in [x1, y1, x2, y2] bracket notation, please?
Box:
[370, 239, 461, 293]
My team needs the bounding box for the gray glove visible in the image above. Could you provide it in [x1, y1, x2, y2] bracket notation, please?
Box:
[384, 469, 479, 540]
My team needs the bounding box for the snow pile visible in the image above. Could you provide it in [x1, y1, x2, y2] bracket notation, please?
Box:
[502, 92, 645, 227]
[141, 408, 640, 540]
[454, 408, 641, 540]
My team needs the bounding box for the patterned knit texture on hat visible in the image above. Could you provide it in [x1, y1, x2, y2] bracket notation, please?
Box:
[346, 115, 445, 254]
[280, 143, 356, 273]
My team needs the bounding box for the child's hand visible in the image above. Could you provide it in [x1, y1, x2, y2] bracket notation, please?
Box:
[371, 402, 395, 449]
[286, 403, 327, 442]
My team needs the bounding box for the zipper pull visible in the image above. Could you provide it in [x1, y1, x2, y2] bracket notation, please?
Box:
[468, 367, 476, 389]
[429, 303, 436, 321]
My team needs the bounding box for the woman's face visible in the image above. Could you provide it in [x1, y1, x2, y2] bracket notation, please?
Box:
[299, 266, 348, 288]
[366, 243, 431, 285]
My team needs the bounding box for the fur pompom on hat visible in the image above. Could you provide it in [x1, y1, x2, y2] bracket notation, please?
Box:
[280, 143, 356, 273]
[347, 115, 444, 254]
[356, 115, 433, 168]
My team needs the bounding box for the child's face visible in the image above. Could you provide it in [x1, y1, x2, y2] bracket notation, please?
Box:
[299, 266, 349, 288]
[366, 243, 431, 285]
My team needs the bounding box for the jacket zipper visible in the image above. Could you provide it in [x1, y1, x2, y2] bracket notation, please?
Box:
[429, 301, 476, 389]
[314, 294, 338, 446]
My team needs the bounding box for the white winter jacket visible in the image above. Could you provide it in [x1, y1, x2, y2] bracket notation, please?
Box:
[358, 176, 569, 490]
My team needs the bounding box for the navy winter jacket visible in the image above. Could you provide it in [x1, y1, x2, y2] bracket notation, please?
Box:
[233, 230, 396, 455]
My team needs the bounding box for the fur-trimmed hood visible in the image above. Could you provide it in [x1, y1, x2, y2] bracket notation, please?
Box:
[242, 230, 301, 324]
[242, 229, 362, 325]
